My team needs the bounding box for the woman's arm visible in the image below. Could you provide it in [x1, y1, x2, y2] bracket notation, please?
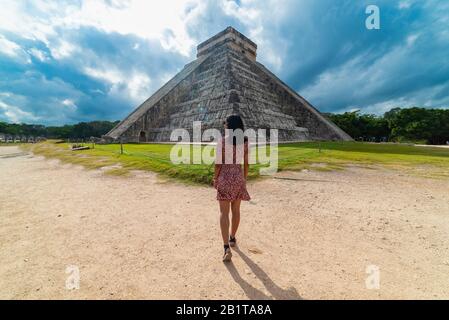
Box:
[214, 164, 222, 180]
[243, 141, 249, 179]
[213, 162, 222, 189]
[213, 139, 223, 187]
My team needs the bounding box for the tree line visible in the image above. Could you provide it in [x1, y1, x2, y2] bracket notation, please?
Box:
[1, 107, 448, 144]
[325, 107, 449, 145]
[0, 120, 119, 141]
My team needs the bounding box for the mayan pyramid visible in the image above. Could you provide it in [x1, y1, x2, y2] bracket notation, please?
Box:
[104, 27, 352, 142]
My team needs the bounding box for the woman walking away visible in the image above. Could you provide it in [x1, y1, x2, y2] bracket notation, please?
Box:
[213, 114, 250, 262]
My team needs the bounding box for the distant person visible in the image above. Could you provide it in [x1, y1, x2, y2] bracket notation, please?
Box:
[213, 115, 250, 262]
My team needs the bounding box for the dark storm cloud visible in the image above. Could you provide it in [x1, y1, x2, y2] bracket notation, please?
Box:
[192, 0, 449, 114]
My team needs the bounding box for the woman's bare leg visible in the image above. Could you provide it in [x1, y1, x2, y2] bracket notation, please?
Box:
[219, 201, 231, 244]
[230, 199, 241, 238]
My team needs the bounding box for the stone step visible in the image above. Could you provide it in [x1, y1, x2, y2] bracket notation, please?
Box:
[241, 86, 278, 101]
[229, 58, 258, 77]
[233, 69, 270, 90]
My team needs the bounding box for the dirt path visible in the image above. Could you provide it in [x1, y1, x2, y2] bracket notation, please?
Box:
[1, 146, 449, 299]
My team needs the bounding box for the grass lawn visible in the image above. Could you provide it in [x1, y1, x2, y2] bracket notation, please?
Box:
[21, 140, 449, 184]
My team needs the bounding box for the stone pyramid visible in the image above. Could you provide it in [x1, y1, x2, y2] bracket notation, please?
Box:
[104, 27, 352, 142]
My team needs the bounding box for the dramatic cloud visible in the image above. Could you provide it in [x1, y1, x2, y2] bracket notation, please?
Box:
[0, 0, 448, 124]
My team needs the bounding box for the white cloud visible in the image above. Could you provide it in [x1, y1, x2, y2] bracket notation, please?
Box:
[221, 0, 261, 21]
[83, 66, 123, 84]
[50, 40, 77, 60]
[0, 34, 21, 56]
[62, 98, 77, 111]
[399, 1, 412, 9]
[60, 0, 202, 56]
[0, 0, 206, 57]
[406, 34, 419, 47]
[0, 92, 12, 97]
[0, 1, 57, 45]
[84, 65, 151, 102]
[28, 48, 48, 61]
[216, 0, 289, 72]
[357, 85, 449, 115]
[0, 34, 31, 63]
[0, 100, 39, 123]
[127, 73, 151, 101]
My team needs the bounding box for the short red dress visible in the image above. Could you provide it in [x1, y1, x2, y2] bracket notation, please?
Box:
[215, 137, 251, 201]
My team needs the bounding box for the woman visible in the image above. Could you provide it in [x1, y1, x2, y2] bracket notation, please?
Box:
[213, 114, 250, 262]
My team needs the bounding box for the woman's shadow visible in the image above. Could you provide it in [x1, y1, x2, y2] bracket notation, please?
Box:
[224, 247, 302, 300]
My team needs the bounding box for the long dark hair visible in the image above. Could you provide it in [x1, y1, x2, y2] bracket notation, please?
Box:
[225, 114, 247, 145]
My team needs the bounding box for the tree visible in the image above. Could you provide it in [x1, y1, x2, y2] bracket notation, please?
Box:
[327, 111, 389, 142]
[386, 107, 449, 144]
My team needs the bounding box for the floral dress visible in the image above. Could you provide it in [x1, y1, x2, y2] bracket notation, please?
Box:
[215, 137, 251, 201]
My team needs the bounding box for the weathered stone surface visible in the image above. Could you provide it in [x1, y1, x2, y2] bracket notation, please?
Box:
[104, 26, 352, 143]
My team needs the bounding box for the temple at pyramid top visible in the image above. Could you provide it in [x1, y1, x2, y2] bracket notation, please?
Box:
[104, 27, 352, 143]
[197, 26, 257, 61]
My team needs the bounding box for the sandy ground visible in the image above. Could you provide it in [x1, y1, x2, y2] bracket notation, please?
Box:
[1, 146, 449, 300]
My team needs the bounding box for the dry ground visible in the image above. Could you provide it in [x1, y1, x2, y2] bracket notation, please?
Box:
[1, 146, 449, 299]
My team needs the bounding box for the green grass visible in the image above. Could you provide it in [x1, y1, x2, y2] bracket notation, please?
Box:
[20, 140, 449, 184]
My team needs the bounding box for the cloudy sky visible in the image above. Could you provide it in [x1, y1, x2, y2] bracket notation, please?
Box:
[0, 0, 448, 125]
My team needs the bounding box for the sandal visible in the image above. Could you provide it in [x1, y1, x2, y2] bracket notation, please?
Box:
[222, 246, 232, 262]
[229, 236, 237, 247]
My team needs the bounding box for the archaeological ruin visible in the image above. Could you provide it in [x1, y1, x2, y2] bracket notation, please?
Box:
[104, 27, 352, 143]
